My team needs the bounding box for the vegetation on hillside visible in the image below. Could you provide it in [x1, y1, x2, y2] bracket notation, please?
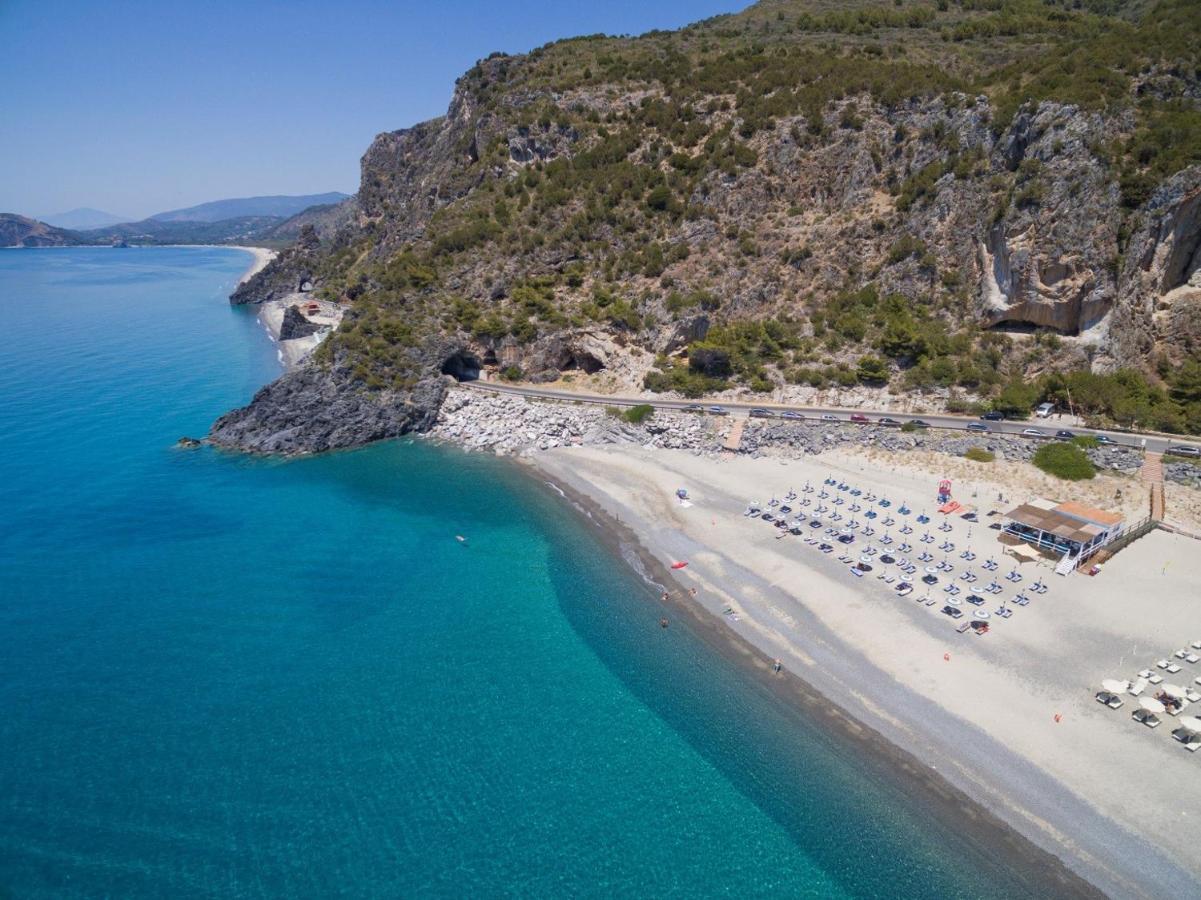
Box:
[295, 0, 1201, 432]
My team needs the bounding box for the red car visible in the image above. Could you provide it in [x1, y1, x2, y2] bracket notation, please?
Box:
[850, 413, 869, 424]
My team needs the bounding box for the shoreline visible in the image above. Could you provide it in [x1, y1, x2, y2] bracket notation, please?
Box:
[522, 448, 1199, 899]
[230, 245, 276, 283]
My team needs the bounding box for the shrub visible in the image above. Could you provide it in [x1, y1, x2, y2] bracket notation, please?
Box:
[623, 403, 654, 424]
[1032, 442, 1096, 481]
[1071, 435, 1099, 449]
[500, 365, 523, 381]
[964, 447, 995, 463]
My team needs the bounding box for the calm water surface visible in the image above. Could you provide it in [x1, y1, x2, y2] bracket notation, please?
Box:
[0, 247, 1034, 897]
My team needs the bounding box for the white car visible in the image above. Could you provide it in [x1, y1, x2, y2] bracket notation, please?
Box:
[1021, 428, 1048, 439]
[1035, 402, 1055, 418]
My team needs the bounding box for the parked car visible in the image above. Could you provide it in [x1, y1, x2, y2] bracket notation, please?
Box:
[908, 419, 931, 428]
[850, 413, 869, 424]
[981, 411, 1005, 421]
[1095, 435, 1119, 445]
[683, 404, 704, 413]
[1021, 428, 1047, 439]
[878, 417, 902, 427]
[966, 422, 989, 432]
[1055, 429, 1076, 440]
[1035, 402, 1055, 418]
[821, 414, 839, 422]
[1167, 445, 1201, 458]
[781, 411, 805, 420]
[941, 605, 964, 619]
[749, 408, 771, 418]
[708, 406, 728, 416]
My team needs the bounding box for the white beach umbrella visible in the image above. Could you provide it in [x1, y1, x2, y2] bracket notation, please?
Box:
[1161, 683, 1188, 700]
[946, 597, 962, 606]
[973, 610, 990, 621]
[1176, 716, 1201, 733]
[925, 566, 938, 574]
[1139, 697, 1166, 714]
[900, 574, 913, 583]
[1101, 679, 1130, 694]
[860, 555, 873, 563]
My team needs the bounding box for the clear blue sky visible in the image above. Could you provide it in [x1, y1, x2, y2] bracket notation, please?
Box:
[0, 0, 741, 221]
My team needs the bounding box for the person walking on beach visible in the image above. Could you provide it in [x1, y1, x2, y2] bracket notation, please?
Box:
[772, 659, 782, 675]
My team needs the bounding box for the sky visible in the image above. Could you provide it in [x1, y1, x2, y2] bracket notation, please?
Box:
[0, 0, 741, 221]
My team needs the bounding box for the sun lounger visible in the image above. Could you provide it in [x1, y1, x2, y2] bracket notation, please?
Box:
[1187, 654, 1199, 664]
[1167, 663, 1182, 674]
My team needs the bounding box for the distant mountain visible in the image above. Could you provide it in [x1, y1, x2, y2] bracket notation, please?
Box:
[77, 216, 289, 246]
[148, 193, 350, 224]
[41, 207, 128, 229]
[0, 214, 81, 248]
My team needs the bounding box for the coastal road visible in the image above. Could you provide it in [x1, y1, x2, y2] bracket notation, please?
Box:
[459, 379, 1201, 455]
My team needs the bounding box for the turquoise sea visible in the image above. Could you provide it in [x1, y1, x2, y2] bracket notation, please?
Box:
[0, 247, 1040, 897]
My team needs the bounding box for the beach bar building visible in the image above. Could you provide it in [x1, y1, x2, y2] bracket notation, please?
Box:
[1000, 498, 1125, 567]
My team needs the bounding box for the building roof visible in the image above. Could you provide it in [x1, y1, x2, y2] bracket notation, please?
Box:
[1054, 500, 1124, 527]
[1002, 504, 1110, 546]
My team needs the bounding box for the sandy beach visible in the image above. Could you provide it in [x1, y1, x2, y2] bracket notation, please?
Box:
[233, 245, 276, 283]
[530, 444, 1201, 898]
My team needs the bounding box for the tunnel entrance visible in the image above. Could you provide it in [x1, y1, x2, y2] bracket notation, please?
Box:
[441, 351, 482, 381]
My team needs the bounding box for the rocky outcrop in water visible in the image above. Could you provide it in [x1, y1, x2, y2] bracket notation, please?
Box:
[208, 365, 448, 455]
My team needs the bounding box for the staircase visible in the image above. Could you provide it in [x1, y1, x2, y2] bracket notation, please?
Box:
[1055, 552, 1078, 576]
[722, 418, 746, 453]
[1142, 451, 1165, 520]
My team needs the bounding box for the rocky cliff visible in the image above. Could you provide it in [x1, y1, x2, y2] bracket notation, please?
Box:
[215, 0, 1201, 452]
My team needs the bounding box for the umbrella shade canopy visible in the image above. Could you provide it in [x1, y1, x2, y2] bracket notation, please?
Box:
[841, 528, 854, 536]
[945, 597, 962, 606]
[1139, 697, 1166, 714]
[973, 610, 990, 621]
[860, 555, 873, 563]
[1176, 716, 1201, 733]
[900, 575, 913, 583]
[925, 566, 938, 574]
[1101, 679, 1130, 694]
[1161, 683, 1187, 700]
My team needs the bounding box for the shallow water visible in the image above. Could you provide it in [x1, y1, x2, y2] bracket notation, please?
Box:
[0, 247, 1037, 897]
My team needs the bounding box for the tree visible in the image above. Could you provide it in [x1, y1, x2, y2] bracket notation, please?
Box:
[993, 378, 1039, 417]
[856, 355, 890, 385]
[688, 344, 733, 378]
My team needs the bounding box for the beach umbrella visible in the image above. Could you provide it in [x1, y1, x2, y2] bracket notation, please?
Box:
[1177, 716, 1201, 733]
[973, 610, 990, 621]
[900, 574, 913, 583]
[1101, 679, 1130, 694]
[1161, 683, 1188, 700]
[1139, 697, 1166, 714]
[860, 555, 872, 563]
[925, 566, 938, 574]
[946, 597, 962, 606]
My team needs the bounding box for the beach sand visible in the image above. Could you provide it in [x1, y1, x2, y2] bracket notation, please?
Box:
[233, 245, 276, 284]
[530, 444, 1201, 898]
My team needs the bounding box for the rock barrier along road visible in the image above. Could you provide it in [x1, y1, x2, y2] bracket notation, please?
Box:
[460, 380, 1201, 456]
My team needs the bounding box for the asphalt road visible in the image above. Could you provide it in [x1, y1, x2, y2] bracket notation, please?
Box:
[460, 379, 1201, 455]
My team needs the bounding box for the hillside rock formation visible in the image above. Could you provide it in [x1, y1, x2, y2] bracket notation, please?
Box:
[214, 0, 1201, 453]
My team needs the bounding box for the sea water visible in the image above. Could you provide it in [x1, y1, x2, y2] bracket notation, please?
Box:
[0, 247, 1037, 897]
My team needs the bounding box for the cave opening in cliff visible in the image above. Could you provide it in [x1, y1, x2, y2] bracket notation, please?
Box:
[562, 352, 604, 375]
[440, 351, 482, 381]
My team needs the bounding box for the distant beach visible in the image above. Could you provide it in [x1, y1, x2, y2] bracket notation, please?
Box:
[232, 245, 276, 283]
[529, 445, 1201, 899]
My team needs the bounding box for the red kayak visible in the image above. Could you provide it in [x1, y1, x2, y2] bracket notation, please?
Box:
[671, 561, 688, 570]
